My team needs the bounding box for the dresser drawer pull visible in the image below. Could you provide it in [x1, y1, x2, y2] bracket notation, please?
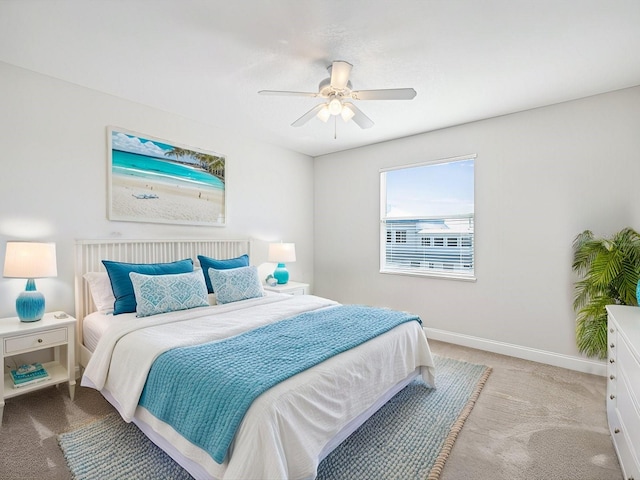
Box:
[610, 327, 615, 333]
[610, 343, 615, 348]
[609, 374, 615, 380]
[610, 394, 616, 400]
[614, 428, 620, 434]
[609, 358, 615, 363]
[38, 338, 43, 343]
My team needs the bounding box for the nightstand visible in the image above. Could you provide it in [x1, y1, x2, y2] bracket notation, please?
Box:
[0, 312, 76, 422]
[263, 281, 310, 296]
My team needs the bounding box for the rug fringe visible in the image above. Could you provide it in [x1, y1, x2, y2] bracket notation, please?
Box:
[426, 365, 493, 480]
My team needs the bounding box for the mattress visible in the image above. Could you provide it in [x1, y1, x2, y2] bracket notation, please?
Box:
[83, 310, 133, 352]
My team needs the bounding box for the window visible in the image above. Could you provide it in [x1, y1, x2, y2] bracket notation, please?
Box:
[380, 155, 475, 280]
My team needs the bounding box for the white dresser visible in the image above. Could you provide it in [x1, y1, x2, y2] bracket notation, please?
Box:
[606, 305, 640, 480]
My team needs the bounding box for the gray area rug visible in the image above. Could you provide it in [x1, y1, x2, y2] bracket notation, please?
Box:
[58, 355, 491, 480]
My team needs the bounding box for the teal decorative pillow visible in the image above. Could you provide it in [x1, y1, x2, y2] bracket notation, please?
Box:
[207, 265, 264, 304]
[197, 254, 249, 293]
[129, 270, 209, 317]
[103, 259, 194, 315]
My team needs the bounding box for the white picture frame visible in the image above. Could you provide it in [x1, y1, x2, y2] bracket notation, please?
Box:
[107, 127, 226, 227]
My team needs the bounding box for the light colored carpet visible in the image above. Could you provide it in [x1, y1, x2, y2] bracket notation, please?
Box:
[57, 355, 490, 480]
[0, 340, 623, 480]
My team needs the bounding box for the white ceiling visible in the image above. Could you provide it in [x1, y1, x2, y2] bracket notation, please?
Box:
[1, 0, 640, 157]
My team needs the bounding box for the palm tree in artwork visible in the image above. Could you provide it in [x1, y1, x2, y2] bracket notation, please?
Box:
[165, 147, 191, 162]
[194, 153, 225, 182]
[164, 147, 225, 182]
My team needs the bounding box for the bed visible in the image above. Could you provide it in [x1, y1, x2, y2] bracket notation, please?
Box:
[74, 238, 436, 480]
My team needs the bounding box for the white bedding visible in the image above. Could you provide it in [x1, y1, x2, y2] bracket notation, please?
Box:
[82, 294, 436, 480]
[82, 310, 130, 352]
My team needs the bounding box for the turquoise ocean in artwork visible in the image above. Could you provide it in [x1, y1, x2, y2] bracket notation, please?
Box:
[112, 150, 224, 190]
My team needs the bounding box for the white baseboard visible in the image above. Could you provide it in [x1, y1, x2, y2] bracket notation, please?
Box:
[424, 327, 606, 376]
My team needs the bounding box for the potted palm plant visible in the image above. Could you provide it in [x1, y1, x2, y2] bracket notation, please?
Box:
[572, 227, 640, 358]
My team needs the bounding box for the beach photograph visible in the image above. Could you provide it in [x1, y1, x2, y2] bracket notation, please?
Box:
[108, 128, 226, 226]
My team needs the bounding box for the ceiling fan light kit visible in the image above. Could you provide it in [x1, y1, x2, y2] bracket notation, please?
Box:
[259, 60, 417, 130]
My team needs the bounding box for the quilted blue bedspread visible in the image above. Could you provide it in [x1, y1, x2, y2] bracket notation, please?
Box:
[138, 304, 422, 464]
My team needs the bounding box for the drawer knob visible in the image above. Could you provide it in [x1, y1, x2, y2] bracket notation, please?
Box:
[37, 338, 43, 343]
[614, 428, 620, 434]
[610, 394, 616, 400]
[610, 375, 615, 380]
[609, 358, 615, 363]
[610, 328, 614, 333]
[610, 343, 615, 348]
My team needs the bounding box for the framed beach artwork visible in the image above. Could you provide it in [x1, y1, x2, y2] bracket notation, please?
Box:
[107, 127, 226, 226]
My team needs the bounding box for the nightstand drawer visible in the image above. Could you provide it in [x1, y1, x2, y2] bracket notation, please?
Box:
[4, 328, 68, 355]
[284, 287, 305, 295]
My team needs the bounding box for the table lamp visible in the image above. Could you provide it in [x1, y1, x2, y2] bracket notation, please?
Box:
[267, 242, 296, 285]
[3, 241, 57, 322]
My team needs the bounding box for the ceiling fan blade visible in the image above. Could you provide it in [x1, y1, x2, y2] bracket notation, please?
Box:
[330, 61, 353, 90]
[291, 103, 326, 127]
[343, 102, 374, 129]
[258, 90, 319, 97]
[351, 88, 417, 101]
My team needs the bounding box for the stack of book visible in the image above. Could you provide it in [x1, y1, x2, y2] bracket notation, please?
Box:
[10, 363, 50, 388]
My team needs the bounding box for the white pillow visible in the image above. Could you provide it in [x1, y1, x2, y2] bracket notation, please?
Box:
[207, 265, 265, 304]
[129, 270, 209, 317]
[83, 272, 115, 313]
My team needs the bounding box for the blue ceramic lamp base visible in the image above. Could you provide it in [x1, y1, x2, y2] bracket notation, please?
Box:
[273, 263, 290, 285]
[16, 279, 45, 322]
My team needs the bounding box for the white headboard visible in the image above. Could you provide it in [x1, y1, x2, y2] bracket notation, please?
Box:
[74, 238, 251, 345]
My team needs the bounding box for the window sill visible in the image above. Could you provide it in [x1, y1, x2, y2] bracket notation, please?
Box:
[379, 269, 476, 282]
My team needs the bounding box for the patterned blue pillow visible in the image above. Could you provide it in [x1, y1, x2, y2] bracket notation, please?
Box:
[197, 254, 250, 293]
[129, 270, 209, 317]
[207, 265, 264, 304]
[103, 259, 194, 315]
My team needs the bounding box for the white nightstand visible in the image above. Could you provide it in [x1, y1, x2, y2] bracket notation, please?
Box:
[263, 281, 310, 296]
[0, 312, 76, 422]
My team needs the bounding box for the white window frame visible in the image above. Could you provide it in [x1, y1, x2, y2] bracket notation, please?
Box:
[380, 154, 476, 281]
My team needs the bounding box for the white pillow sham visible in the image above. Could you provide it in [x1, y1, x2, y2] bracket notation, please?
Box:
[83, 272, 115, 313]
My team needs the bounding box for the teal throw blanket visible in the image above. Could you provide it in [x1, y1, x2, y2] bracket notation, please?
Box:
[138, 304, 422, 463]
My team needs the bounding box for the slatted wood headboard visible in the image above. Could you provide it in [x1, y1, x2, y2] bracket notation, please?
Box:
[74, 238, 251, 364]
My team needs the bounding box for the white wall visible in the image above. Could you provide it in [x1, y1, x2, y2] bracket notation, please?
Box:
[314, 86, 640, 373]
[0, 62, 314, 319]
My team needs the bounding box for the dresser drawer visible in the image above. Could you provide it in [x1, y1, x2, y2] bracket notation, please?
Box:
[618, 338, 640, 407]
[612, 408, 640, 480]
[617, 371, 640, 456]
[4, 328, 68, 355]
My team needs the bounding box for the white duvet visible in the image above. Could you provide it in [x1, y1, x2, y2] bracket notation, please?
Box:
[82, 294, 436, 480]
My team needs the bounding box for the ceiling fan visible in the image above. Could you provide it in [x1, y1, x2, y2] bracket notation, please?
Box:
[258, 60, 417, 129]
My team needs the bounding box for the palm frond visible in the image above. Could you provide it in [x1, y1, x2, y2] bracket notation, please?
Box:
[576, 311, 608, 359]
[575, 294, 614, 358]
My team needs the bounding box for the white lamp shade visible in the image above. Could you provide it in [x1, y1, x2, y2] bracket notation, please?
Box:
[317, 105, 331, 123]
[328, 97, 342, 115]
[3, 242, 58, 278]
[268, 243, 296, 263]
[341, 103, 355, 122]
